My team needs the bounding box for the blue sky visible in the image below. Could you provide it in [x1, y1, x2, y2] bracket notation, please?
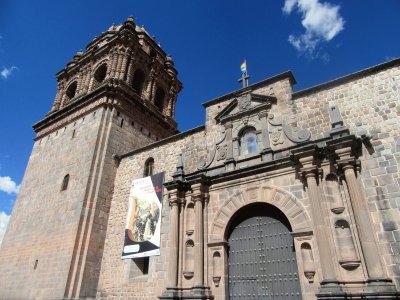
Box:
[0, 0, 399, 243]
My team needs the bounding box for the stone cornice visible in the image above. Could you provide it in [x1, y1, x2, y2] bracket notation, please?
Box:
[163, 134, 361, 187]
[33, 78, 178, 139]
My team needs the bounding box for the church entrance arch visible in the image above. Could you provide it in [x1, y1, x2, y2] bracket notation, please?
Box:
[227, 203, 302, 300]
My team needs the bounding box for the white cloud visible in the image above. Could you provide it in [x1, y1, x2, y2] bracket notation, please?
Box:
[283, 0, 344, 54]
[0, 211, 10, 246]
[283, 0, 297, 14]
[0, 176, 20, 194]
[1, 66, 18, 79]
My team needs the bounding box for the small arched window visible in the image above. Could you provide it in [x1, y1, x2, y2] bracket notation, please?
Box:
[93, 63, 107, 88]
[240, 127, 258, 155]
[154, 87, 165, 112]
[132, 69, 145, 95]
[61, 174, 70, 191]
[144, 158, 154, 177]
[66, 82, 77, 100]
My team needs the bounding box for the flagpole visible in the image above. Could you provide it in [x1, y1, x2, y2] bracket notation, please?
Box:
[238, 59, 250, 88]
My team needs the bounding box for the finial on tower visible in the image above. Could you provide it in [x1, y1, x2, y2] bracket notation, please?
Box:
[238, 59, 250, 88]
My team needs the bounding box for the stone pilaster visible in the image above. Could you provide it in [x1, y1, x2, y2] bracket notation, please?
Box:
[192, 183, 204, 288]
[332, 147, 399, 296]
[224, 122, 235, 171]
[146, 69, 156, 102]
[336, 151, 388, 281]
[119, 51, 128, 80]
[83, 65, 92, 94]
[150, 76, 158, 104]
[116, 50, 124, 80]
[260, 111, 272, 161]
[168, 190, 180, 288]
[300, 157, 340, 290]
[50, 81, 63, 112]
[160, 187, 184, 299]
[167, 86, 177, 117]
[126, 52, 135, 85]
[110, 48, 119, 78]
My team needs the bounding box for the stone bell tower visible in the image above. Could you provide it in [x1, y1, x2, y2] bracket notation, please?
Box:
[0, 16, 182, 299]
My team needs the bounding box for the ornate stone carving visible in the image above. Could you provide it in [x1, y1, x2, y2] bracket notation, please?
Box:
[268, 112, 311, 145]
[283, 123, 311, 143]
[238, 94, 251, 110]
[197, 128, 226, 170]
[216, 144, 228, 161]
[269, 126, 284, 145]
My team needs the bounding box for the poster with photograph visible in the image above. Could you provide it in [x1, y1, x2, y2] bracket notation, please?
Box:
[122, 172, 164, 259]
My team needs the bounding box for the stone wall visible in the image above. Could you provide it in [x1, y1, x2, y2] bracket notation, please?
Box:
[98, 60, 400, 299]
[0, 102, 159, 299]
[0, 107, 104, 299]
[97, 128, 205, 299]
[293, 62, 400, 287]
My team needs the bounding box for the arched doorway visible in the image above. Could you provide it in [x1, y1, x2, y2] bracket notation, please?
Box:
[227, 203, 302, 299]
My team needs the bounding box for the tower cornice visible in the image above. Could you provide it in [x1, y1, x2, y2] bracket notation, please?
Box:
[33, 78, 178, 140]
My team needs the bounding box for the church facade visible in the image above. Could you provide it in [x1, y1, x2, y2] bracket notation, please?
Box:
[0, 17, 400, 300]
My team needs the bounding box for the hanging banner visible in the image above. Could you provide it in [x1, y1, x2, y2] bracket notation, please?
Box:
[122, 172, 164, 259]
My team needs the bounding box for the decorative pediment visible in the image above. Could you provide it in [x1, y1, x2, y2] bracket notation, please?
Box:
[215, 93, 276, 123]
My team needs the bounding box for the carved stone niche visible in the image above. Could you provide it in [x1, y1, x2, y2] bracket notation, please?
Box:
[183, 239, 194, 279]
[334, 219, 360, 270]
[185, 202, 195, 236]
[324, 174, 345, 214]
[212, 251, 222, 287]
[301, 242, 316, 283]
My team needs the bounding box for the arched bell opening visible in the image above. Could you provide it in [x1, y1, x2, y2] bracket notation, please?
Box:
[226, 202, 302, 300]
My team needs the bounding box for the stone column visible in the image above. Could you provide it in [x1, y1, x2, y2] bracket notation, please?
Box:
[192, 183, 204, 287]
[145, 70, 156, 102]
[110, 49, 120, 78]
[300, 157, 339, 288]
[167, 189, 180, 288]
[119, 51, 128, 80]
[83, 65, 91, 94]
[50, 82, 63, 112]
[116, 51, 124, 80]
[77, 69, 84, 95]
[167, 87, 177, 117]
[341, 162, 386, 280]
[126, 53, 135, 86]
[150, 77, 158, 104]
[107, 49, 116, 78]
